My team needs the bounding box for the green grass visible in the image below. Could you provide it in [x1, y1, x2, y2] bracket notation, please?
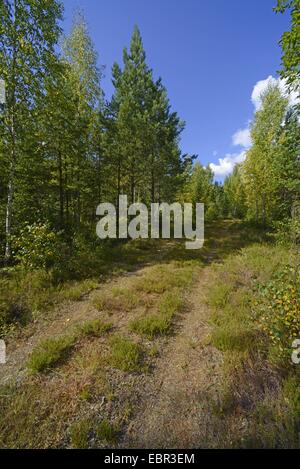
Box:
[0, 381, 59, 448]
[238, 374, 300, 448]
[108, 335, 143, 372]
[208, 283, 232, 309]
[130, 291, 183, 338]
[96, 419, 118, 443]
[69, 419, 91, 449]
[0, 269, 101, 340]
[0, 341, 108, 448]
[60, 279, 99, 302]
[27, 318, 113, 375]
[27, 335, 75, 374]
[77, 319, 112, 337]
[211, 322, 259, 353]
[130, 314, 171, 338]
[159, 291, 183, 316]
[0, 379, 84, 448]
[134, 264, 194, 294]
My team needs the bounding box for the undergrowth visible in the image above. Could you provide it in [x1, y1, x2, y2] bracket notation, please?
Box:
[207, 243, 300, 447]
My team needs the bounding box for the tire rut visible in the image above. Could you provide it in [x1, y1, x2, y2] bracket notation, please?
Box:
[121, 267, 224, 449]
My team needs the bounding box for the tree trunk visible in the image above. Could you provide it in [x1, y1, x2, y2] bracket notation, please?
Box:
[151, 168, 155, 203]
[158, 182, 161, 204]
[97, 145, 102, 203]
[5, 140, 16, 262]
[58, 150, 64, 228]
[262, 193, 266, 227]
[255, 198, 259, 224]
[116, 159, 121, 234]
[65, 160, 69, 226]
[5, 0, 18, 263]
[131, 173, 135, 205]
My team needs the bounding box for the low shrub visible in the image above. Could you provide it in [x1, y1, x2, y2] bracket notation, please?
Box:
[257, 265, 300, 362]
[12, 222, 65, 270]
[270, 216, 300, 246]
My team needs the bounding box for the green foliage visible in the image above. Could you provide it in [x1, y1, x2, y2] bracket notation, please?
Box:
[178, 162, 227, 220]
[275, 0, 300, 91]
[207, 242, 300, 447]
[243, 85, 290, 225]
[207, 244, 294, 356]
[224, 164, 247, 219]
[0, 0, 64, 260]
[27, 335, 75, 374]
[258, 265, 300, 361]
[0, 269, 57, 337]
[0, 267, 102, 339]
[224, 81, 299, 233]
[270, 215, 300, 245]
[12, 222, 63, 270]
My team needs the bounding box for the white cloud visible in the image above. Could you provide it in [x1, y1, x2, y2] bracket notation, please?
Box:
[251, 75, 277, 110]
[232, 127, 251, 148]
[210, 75, 299, 180]
[209, 151, 246, 178]
[251, 75, 299, 110]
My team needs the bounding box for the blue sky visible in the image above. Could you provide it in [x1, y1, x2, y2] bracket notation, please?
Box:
[61, 0, 290, 180]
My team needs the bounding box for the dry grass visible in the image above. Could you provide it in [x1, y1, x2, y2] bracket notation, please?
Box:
[93, 287, 139, 312]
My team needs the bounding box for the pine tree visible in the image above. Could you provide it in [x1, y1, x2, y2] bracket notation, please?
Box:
[107, 26, 184, 207]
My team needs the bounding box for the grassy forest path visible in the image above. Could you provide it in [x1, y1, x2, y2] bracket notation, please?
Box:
[120, 221, 252, 448]
[0, 221, 259, 448]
